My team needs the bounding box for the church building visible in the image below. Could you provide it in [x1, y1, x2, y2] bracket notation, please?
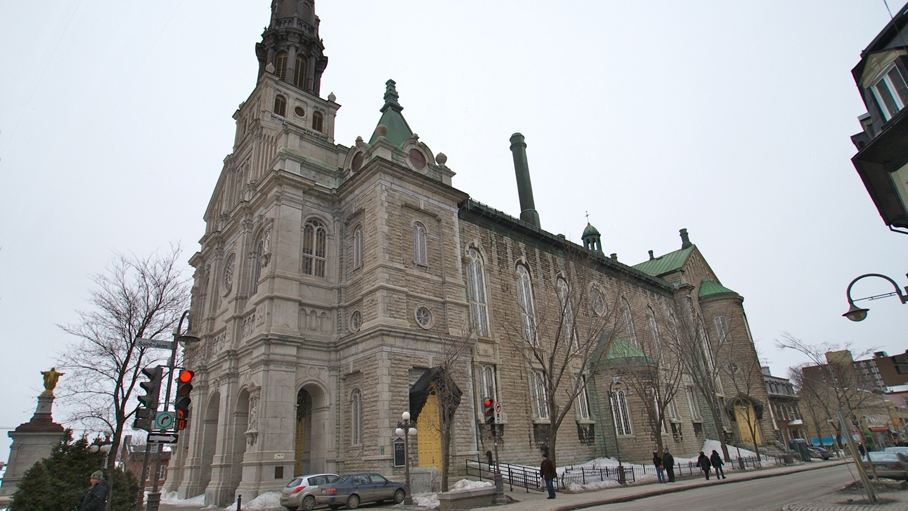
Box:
[165, 1, 769, 505]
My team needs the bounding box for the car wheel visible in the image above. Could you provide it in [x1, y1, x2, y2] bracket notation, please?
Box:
[393, 489, 406, 504]
[302, 495, 316, 510]
[347, 494, 360, 509]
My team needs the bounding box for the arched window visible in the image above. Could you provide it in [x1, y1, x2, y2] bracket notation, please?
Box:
[351, 389, 362, 445]
[611, 389, 632, 435]
[557, 278, 577, 350]
[466, 248, 489, 337]
[412, 222, 427, 265]
[647, 307, 661, 360]
[352, 225, 363, 269]
[294, 55, 307, 89]
[274, 52, 288, 80]
[303, 219, 327, 277]
[273, 94, 287, 117]
[516, 264, 536, 345]
[478, 365, 496, 401]
[532, 370, 548, 419]
[622, 298, 637, 346]
[577, 376, 590, 420]
[251, 236, 265, 295]
[714, 315, 730, 344]
[312, 111, 324, 132]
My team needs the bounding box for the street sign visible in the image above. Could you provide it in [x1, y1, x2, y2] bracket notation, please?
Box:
[147, 433, 179, 444]
[155, 412, 175, 430]
[137, 338, 175, 350]
[494, 402, 502, 424]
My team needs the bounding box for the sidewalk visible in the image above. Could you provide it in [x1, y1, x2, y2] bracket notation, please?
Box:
[471, 459, 886, 511]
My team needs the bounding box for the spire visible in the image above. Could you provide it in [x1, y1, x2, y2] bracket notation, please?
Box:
[369, 79, 414, 147]
[382, 79, 402, 112]
[255, 0, 328, 96]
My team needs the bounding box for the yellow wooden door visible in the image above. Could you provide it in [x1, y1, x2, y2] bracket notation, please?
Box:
[417, 386, 442, 472]
[734, 402, 762, 445]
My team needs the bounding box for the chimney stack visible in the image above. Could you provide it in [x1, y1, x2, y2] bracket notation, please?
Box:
[509, 133, 540, 229]
[680, 228, 692, 249]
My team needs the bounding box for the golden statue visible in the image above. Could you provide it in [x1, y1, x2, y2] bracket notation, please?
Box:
[40, 367, 64, 394]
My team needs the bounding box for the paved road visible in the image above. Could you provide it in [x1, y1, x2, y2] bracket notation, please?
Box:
[584, 464, 859, 511]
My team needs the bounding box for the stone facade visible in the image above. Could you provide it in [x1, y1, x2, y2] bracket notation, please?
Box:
[164, 1, 771, 506]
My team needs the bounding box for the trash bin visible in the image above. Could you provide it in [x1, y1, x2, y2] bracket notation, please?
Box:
[782, 453, 794, 465]
[789, 439, 810, 462]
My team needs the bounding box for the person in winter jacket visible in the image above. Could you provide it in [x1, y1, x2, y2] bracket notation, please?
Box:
[662, 448, 675, 482]
[652, 451, 665, 483]
[710, 450, 726, 479]
[697, 451, 712, 480]
[540, 453, 556, 499]
[80, 470, 109, 511]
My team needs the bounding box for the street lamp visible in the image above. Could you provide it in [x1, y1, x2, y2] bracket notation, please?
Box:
[607, 377, 626, 485]
[395, 411, 417, 505]
[842, 273, 908, 322]
[90, 439, 113, 473]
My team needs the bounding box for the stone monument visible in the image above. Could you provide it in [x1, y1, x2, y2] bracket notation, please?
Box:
[0, 368, 66, 505]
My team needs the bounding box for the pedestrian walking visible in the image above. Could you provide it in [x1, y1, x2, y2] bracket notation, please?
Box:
[653, 451, 665, 483]
[80, 470, 110, 511]
[662, 448, 675, 482]
[710, 449, 726, 479]
[540, 453, 556, 499]
[698, 451, 711, 480]
[858, 443, 866, 458]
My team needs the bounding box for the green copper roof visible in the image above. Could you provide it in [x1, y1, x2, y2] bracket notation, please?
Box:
[582, 223, 600, 237]
[606, 337, 652, 365]
[632, 245, 694, 277]
[368, 79, 414, 148]
[698, 279, 739, 299]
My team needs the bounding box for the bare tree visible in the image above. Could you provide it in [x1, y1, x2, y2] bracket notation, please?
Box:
[725, 354, 767, 460]
[430, 327, 474, 492]
[56, 245, 190, 482]
[500, 244, 617, 468]
[610, 308, 684, 454]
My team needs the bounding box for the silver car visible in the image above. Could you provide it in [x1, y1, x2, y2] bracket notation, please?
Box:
[280, 473, 340, 511]
[862, 452, 908, 479]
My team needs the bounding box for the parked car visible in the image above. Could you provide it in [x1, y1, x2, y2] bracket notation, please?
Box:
[315, 472, 406, 509]
[281, 473, 340, 511]
[862, 451, 908, 479]
[885, 446, 908, 456]
[807, 446, 831, 460]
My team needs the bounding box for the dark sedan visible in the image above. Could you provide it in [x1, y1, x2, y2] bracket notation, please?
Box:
[314, 473, 406, 509]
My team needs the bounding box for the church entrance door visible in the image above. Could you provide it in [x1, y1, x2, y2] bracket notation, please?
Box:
[416, 385, 442, 472]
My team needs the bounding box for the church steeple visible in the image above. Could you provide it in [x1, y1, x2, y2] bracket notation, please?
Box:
[255, 0, 328, 97]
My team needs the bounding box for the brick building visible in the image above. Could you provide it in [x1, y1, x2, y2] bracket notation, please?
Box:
[163, 1, 769, 506]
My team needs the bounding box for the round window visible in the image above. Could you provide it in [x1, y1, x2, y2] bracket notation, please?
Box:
[408, 149, 426, 170]
[415, 306, 432, 329]
[350, 310, 362, 332]
[294, 106, 306, 117]
[351, 152, 364, 173]
[223, 253, 236, 294]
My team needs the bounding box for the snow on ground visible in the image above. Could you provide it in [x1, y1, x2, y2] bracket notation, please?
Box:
[224, 491, 282, 510]
[161, 491, 206, 507]
[450, 479, 493, 491]
[412, 492, 439, 508]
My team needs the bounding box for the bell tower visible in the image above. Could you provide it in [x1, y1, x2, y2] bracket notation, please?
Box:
[255, 0, 328, 97]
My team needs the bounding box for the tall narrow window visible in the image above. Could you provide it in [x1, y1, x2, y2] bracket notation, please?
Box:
[557, 278, 577, 350]
[352, 225, 363, 269]
[294, 55, 307, 89]
[273, 94, 287, 117]
[647, 307, 661, 361]
[577, 377, 591, 420]
[351, 389, 362, 445]
[622, 298, 637, 346]
[466, 248, 490, 337]
[274, 52, 288, 80]
[412, 222, 427, 265]
[686, 387, 702, 421]
[871, 64, 908, 121]
[251, 236, 265, 295]
[303, 219, 327, 277]
[611, 390, 632, 435]
[714, 315, 730, 344]
[532, 371, 548, 419]
[312, 111, 324, 132]
[516, 265, 536, 345]
[478, 365, 496, 401]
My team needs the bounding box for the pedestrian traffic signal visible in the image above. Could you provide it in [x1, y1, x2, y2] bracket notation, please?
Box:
[174, 369, 194, 429]
[483, 397, 495, 438]
[137, 366, 164, 410]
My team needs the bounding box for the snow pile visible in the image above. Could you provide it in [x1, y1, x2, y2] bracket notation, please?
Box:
[160, 491, 206, 507]
[450, 479, 493, 491]
[224, 491, 282, 510]
[412, 492, 439, 508]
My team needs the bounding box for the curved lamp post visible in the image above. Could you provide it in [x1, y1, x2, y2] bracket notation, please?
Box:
[608, 377, 626, 485]
[842, 273, 908, 322]
[395, 411, 417, 505]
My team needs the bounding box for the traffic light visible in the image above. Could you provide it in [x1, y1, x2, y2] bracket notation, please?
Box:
[175, 369, 194, 430]
[134, 366, 163, 431]
[483, 397, 495, 438]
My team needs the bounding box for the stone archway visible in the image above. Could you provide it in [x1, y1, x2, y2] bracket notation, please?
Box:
[295, 388, 313, 475]
[228, 389, 250, 502]
[199, 392, 220, 492]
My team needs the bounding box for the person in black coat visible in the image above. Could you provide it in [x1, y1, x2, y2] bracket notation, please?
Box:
[710, 450, 726, 479]
[80, 470, 110, 511]
[652, 451, 665, 483]
[662, 448, 675, 482]
[697, 451, 711, 480]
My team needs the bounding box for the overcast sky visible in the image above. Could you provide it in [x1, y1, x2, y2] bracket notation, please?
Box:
[1, 1, 906, 461]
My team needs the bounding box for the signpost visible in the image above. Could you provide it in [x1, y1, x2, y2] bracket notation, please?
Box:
[155, 412, 175, 430]
[137, 338, 175, 350]
[494, 402, 502, 424]
[147, 433, 179, 444]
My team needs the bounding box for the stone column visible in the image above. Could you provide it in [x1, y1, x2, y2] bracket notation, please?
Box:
[0, 389, 65, 504]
